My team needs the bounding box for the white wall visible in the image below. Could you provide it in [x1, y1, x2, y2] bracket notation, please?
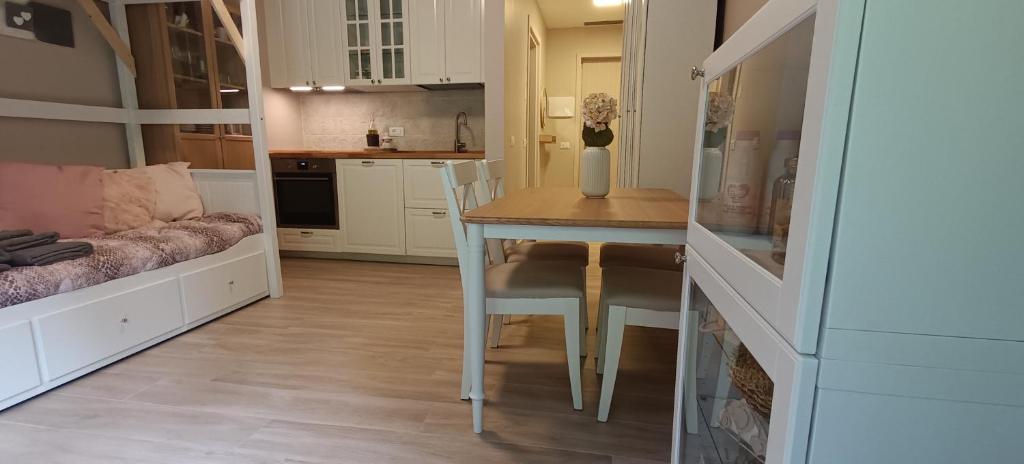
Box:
[484, 0, 504, 162]
[635, 0, 716, 196]
[502, 0, 547, 191]
[0, 0, 128, 168]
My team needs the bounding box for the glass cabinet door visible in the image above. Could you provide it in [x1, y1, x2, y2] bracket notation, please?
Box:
[344, 0, 375, 83]
[694, 14, 815, 279]
[212, 4, 250, 136]
[164, 1, 215, 135]
[377, 0, 408, 82]
[685, 0, 851, 355]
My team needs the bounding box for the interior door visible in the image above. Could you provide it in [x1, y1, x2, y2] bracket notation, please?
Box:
[409, 0, 445, 84]
[443, 0, 482, 83]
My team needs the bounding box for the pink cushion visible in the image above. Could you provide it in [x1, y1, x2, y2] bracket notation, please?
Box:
[0, 162, 105, 239]
[139, 162, 204, 222]
[102, 169, 157, 233]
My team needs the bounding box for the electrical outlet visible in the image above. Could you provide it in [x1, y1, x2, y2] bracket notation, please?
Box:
[388, 126, 405, 137]
[559, 141, 572, 150]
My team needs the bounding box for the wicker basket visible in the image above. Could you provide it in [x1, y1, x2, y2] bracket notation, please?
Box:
[730, 344, 774, 418]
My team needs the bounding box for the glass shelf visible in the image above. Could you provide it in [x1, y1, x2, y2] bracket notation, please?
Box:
[694, 14, 816, 279]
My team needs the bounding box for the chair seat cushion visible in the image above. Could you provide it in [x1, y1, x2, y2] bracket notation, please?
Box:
[601, 266, 683, 312]
[599, 243, 683, 271]
[505, 241, 590, 265]
[486, 261, 585, 299]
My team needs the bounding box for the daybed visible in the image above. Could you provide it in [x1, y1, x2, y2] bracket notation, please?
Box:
[0, 170, 274, 410]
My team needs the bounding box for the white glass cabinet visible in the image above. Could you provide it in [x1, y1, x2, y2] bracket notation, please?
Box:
[685, 0, 851, 355]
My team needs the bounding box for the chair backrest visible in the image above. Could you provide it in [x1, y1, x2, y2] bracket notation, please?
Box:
[475, 159, 507, 204]
[440, 161, 506, 269]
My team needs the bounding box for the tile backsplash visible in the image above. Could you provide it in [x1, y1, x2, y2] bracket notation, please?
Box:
[299, 89, 485, 151]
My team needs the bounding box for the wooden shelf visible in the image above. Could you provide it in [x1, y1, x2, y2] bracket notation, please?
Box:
[166, 23, 203, 36]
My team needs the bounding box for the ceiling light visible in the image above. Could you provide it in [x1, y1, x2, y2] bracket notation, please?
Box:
[321, 85, 346, 91]
[219, 88, 240, 93]
[289, 86, 313, 92]
[593, 0, 623, 7]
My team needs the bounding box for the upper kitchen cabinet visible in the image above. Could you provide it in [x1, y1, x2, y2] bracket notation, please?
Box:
[341, 0, 412, 85]
[264, 0, 344, 88]
[687, 0, 853, 354]
[409, 0, 483, 85]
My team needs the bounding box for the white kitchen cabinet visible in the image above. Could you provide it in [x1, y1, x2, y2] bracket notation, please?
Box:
[404, 208, 457, 257]
[402, 159, 449, 208]
[277, 228, 341, 252]
[264, 0, 344, 88]
[409, 0, 482, 85]
[337, 159, 406, 255]
[342, 0, 412, 86]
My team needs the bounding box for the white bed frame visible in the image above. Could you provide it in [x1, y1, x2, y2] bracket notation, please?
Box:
[0, 0, 283, 410]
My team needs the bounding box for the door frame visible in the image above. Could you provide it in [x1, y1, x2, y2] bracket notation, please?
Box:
[574, 53, 622, 186]
[525, 25, 541, 187]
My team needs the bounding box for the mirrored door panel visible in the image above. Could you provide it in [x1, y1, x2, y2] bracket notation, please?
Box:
[695, 15, 816, 279]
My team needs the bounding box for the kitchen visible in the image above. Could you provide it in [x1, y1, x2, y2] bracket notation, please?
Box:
[260, 0, 485, 263]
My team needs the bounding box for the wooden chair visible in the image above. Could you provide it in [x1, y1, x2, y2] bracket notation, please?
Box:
[475, 159, 590, 349]
[595, 266, 686, 422]
[444, 161, 586, 410]
[599, 243, 685, 271]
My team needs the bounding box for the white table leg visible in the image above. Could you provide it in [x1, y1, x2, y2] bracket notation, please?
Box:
[466, 222, 487, 433]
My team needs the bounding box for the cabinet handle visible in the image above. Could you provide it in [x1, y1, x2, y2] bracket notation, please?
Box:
[228, 280, 235, 286]
[120, 316, 129, 324]
[361, 160, 375, 166]
[439, 78, 443, 83]
[690, 66, 705, 81]
[300, 231, 313, 236]
[430, 161, 445, 166]
[432, 211, 448, 216]
[446, 77, 451, 82]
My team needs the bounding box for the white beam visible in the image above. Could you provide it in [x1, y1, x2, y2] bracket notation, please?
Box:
[0, 98, 129, 123]
[134, 108, 251, 125]
[108, 0, 146, 168]
[240, 0, 284, 298]
[209, 0, 246, 61]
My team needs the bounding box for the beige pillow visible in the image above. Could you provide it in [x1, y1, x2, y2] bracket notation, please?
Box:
[101, 169, 157, 233]
[141, 162, 204, 222]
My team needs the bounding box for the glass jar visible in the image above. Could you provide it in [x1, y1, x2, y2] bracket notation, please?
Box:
[769, 156, 798, 264]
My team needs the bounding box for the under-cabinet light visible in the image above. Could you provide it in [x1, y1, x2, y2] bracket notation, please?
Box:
[593, 0, 623, 6]
[219, 89, 241, 93]
[321, 85, 346, 91]
[289, 86, 314, 92]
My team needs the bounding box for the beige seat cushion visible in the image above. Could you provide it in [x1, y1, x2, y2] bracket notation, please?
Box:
[486, 261, 585, 299]
[505, 241, 590, 265]
[599, 243, 683, 271]
[601, 266, 683, 312]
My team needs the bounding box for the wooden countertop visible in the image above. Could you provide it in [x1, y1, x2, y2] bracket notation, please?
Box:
[269, 149, 485, 160]
[464, 187, 689, 229]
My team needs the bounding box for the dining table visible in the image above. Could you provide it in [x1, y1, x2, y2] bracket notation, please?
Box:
[461, 186, 689, 433]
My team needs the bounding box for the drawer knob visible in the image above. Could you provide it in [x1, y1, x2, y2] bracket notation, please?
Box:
[120, 317, 129, 324]
[228, 280, 235, 286]
[674, 252, 686, 264]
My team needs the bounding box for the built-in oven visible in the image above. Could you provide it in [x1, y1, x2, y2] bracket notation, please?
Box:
[271, 158, 339, 229]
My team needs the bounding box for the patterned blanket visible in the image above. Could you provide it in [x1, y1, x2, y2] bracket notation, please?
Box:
[0, 213, 262, 308]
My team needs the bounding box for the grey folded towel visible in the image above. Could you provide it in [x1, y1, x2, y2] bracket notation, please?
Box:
[0, 230, 31, 242]
[0, 232, 59, 252]
[8, 241, 93, 266]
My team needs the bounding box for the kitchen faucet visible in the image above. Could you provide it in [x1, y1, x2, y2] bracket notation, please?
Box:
[454, 112, 469, 153]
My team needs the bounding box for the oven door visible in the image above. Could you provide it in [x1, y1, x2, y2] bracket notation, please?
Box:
[273, 173, 339, 229]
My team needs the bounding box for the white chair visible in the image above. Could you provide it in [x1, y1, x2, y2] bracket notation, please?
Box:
[595, 266, 686, 422]
[444, 161, 586, 410]
[475, 159, 590, 349]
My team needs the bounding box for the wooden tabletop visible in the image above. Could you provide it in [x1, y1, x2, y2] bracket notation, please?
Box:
[463, 187, 689, 229]
[270, 149, 484, 160]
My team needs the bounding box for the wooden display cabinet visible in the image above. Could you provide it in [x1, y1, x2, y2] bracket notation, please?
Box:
[127, 0, 253, 170]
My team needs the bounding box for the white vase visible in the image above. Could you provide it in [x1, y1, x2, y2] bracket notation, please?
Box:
[580, 146, 611, 198]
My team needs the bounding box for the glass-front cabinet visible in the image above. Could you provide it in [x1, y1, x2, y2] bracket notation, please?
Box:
[342, 0, 410, 85]
[686, 0, 851, 355]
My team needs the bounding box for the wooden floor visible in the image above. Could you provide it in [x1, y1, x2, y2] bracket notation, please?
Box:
[0, 256, 680, 463]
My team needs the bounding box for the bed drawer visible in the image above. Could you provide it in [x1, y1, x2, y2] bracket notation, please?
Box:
[278, 228, 340, 252]
[0, 321, 42, 401]
[180, 251, 268, 324]
[37, 278, 184, 380]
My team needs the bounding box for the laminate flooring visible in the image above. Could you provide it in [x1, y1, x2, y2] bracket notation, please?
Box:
[0, 255, 681, 463]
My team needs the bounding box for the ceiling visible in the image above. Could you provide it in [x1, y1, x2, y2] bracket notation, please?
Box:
[536, 0, 625, 29]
